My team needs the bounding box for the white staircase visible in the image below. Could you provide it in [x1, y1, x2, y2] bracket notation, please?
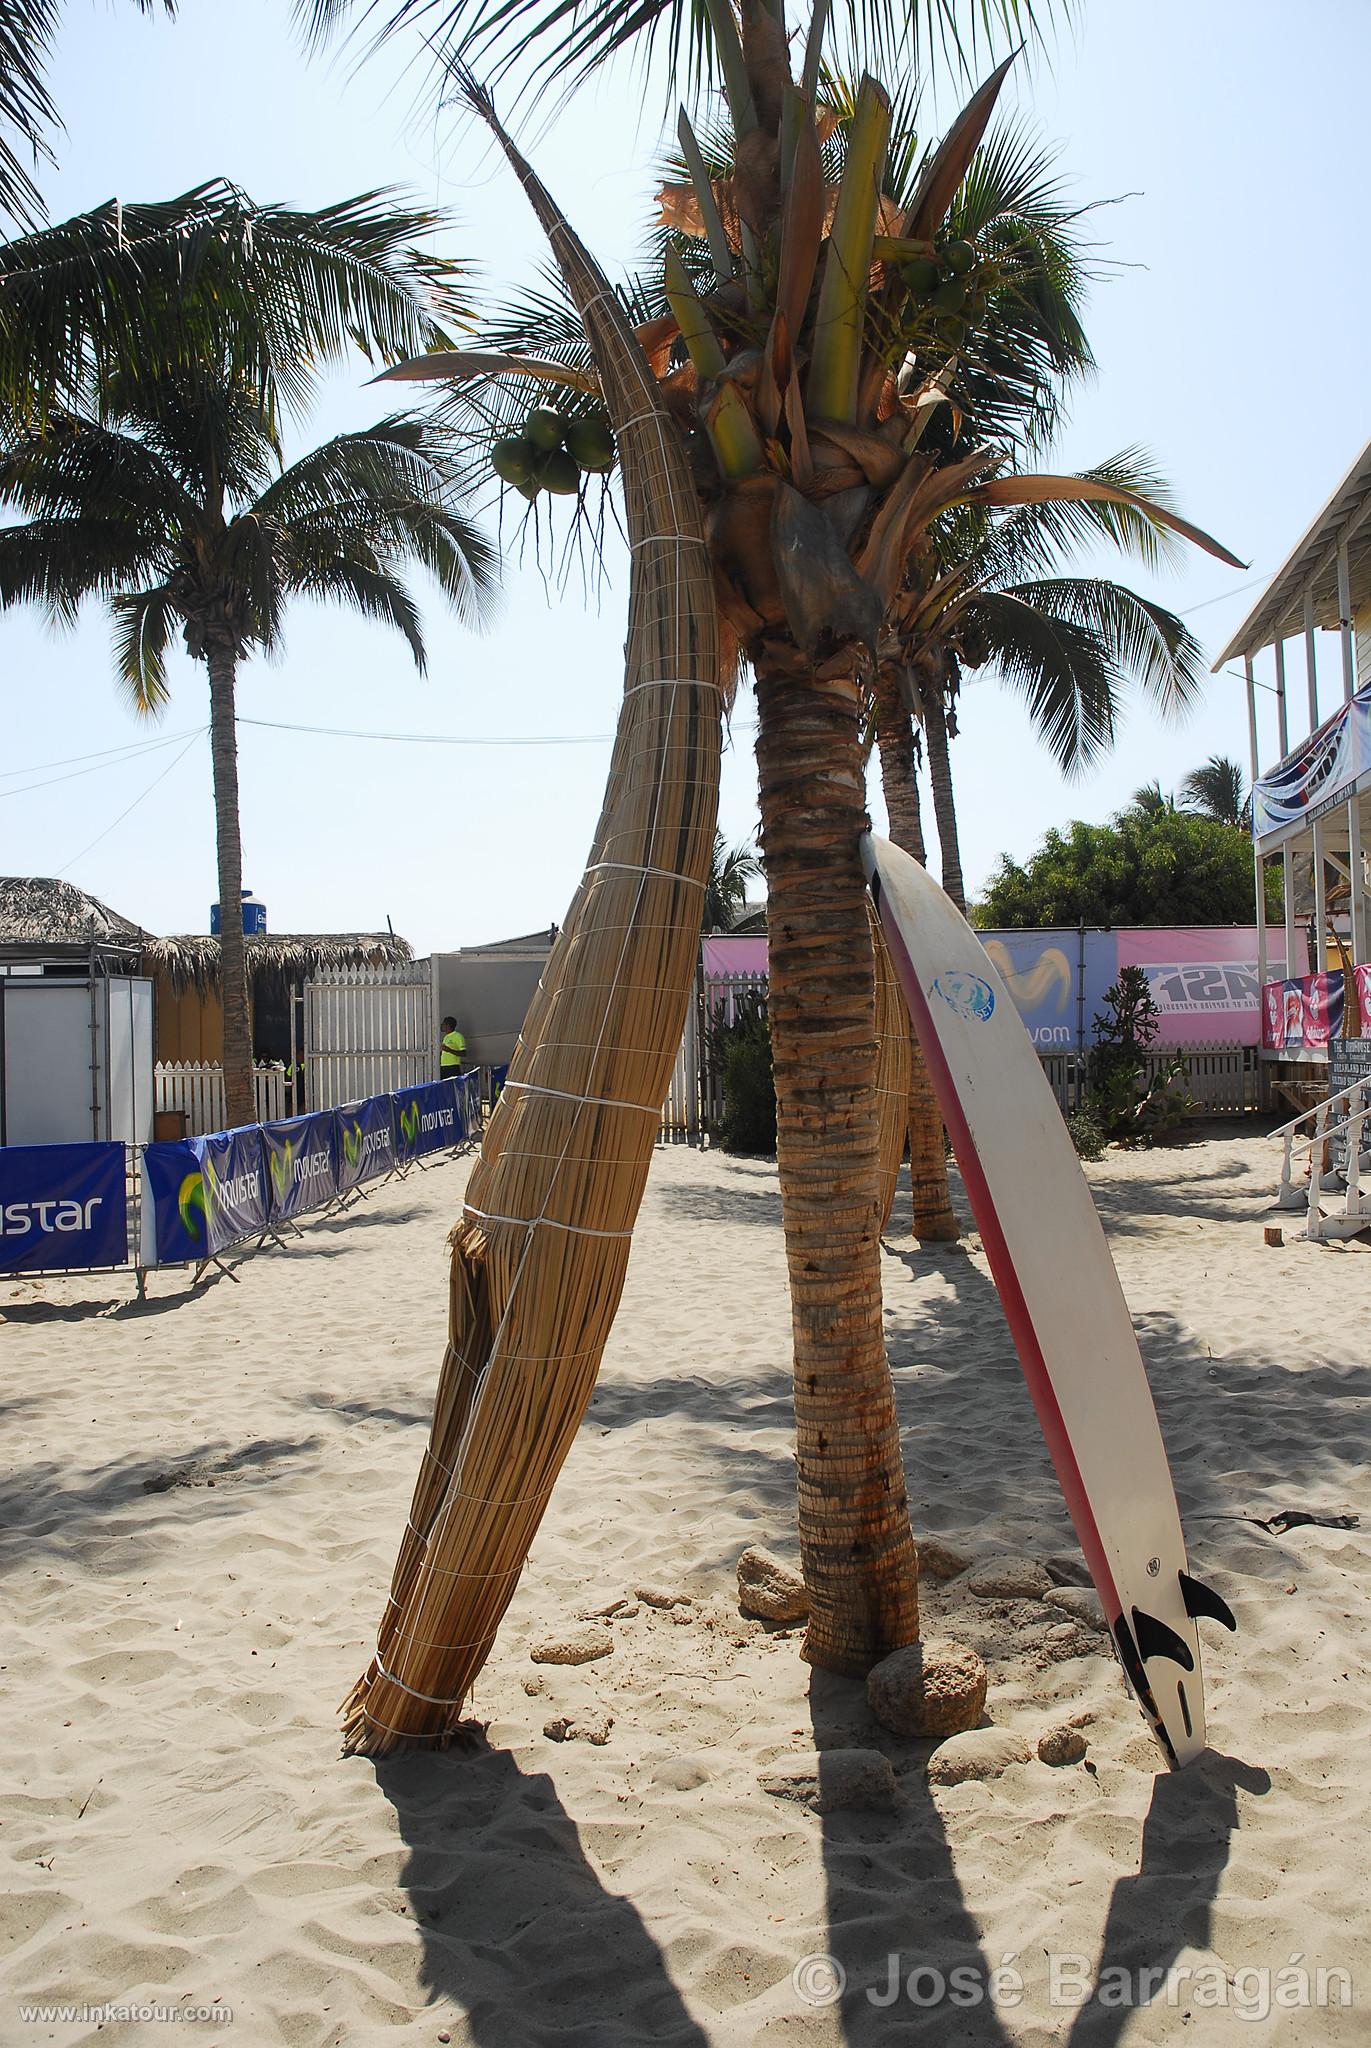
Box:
[1270, 1083, 1371, 1241]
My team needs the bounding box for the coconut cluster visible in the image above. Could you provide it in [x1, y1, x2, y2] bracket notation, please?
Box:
[492, 404, 616, 500]
[899, 237, 977, 317]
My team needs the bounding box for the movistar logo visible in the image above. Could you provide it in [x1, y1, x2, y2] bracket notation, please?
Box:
[343, 1121, 362, 1169]
[400, 1101, 420, 1144]
[270, 1141, 293, 1199]
[270, 1138, 331, 1195]
[178, 1172, 206, 1239]
[1, 1197, 104, 1237]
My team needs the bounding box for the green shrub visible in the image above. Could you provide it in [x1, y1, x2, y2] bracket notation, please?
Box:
[706, 994, 776, 1154]
[1065, 1107, 1107, 1159]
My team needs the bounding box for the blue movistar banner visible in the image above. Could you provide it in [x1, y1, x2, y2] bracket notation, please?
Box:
[0, 1142, 127, 1273]
[141, 1138, 205, 1265]
[198, 1125, 268, 1253]
[394, 1079, 460, 1161]
[336, 1095, 396, 1192]
[263, 1111, 338, 1221]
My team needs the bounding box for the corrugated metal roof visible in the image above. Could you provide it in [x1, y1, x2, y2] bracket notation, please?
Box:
[1213, 439, 1371, 669]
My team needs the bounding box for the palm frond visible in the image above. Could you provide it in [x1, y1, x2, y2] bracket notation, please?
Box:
[1179, 753, 1248, 827]
[996, 575, 1204, 722]
[967, 588, 1117, 773]
[1, 181, 467, 424]
[109, 583, 178, 711]
[0, 1, 175, 232]
[290, 551, 428, 668]
[0, 511, 167, 624]
[298, 0, 1065, 113]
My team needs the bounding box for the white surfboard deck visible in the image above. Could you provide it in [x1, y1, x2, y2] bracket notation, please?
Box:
[864, 832, 1225, 1769]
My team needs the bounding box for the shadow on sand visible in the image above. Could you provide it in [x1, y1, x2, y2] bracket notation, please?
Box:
[374, 1739, 711, 2047]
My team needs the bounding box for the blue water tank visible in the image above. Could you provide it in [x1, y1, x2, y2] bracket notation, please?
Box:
[210, 890, 267, 936]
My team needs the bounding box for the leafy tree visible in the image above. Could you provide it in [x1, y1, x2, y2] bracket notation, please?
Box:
[0, 375, 495, 1123]
[976, 805, 1282, 929]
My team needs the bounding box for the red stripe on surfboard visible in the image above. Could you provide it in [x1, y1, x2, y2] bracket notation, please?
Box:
[877, 899, 1125, 1630]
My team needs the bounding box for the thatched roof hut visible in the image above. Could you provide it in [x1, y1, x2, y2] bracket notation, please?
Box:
[143, 930, 414, 1000]
[0, 877, 147, 966]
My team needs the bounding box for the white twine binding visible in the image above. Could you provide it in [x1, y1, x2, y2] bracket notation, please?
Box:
[504, 1079, 659, 1117]
[585, 860, 705, 888]
[463, 1202, 633, 1242]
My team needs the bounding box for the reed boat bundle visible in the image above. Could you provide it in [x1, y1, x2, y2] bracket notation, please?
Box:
[342, 100, 721, 1754]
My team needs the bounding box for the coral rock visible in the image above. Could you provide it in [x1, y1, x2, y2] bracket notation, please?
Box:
[759, 1748, 898, 1814]
[1044, 1587, 1106, 1632]
[917, 1538, 971, 1580]
[737, 1546, 809, 1624]
[926, 1728, 1031, 1786]
[866, 1637, 987, 1740]
[634, 1584, 693, 1609]
[1038, 1725, 1088, 1767]
[530, 1623, 614, 1665]
[968, 1556, 1054, 1601]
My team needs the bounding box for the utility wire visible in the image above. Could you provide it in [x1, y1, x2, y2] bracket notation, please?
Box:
[238, 715, 616, 746]
[0, 726, 206, 799]
[56, 732, 202, 879]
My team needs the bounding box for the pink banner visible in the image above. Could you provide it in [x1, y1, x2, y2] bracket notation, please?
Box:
[1118, 929, 1306, 1047]
[702, 936, 767, 978]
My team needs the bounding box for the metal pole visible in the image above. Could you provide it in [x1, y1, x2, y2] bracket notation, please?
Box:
[1337, 543, 1366, 970]
[88, 934, 102, 1140]
[1305, 590, 1326, 972]
[1274, 637, 1290, 754]
[1246, 659, 1268, 994]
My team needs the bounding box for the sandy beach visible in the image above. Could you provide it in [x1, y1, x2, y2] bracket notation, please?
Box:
[2, 1131, 1367, 2045]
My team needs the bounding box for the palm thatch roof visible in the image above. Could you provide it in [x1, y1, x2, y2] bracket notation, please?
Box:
[143, 930, 414, 997]
[0, 877, 146, 952]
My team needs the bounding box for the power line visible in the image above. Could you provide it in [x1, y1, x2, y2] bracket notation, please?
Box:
[0, 727, 206, 799]
[56, 733, 203, 879]
[238, 715, 616, 746]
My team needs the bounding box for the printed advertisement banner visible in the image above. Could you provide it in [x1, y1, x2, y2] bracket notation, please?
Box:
[337, 1096, 396, 1192]
[263, 1111, 339, 1221]
[1261, 971, 1345, 1051]
[978, 930, 1116, 1052]
[199, 1125, 269, 1253]
[0, 1141, 127, 1273]
[141, 1138, 206, 1265]
[394, 1079, 461, 1161]
[1252, 682, 1371, 845]
[1120, 929, 1306, 1047]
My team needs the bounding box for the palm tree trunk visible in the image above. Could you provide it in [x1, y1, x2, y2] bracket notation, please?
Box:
[873, 662, 926, 864]
[873, 666, 958, 1241]
[922, 683, 967, 915]
[755, 653, 919, 1676]
[204, 641, 255, 1128]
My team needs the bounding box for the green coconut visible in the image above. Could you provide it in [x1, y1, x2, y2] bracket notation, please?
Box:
[491, 435, 536, 487]
[525, 406, 567, 452]
[515, 477, 541, 502]
[900, 256, 940, 297]
[931, 274, 969, 313]
[942, 239, 975, 276]
[536, 447, 581, 496]
[563, 412, 616, 473]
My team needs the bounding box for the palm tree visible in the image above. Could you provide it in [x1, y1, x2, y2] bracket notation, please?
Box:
[308, 4, 1239, 1699]
[0, 375, 495, 1123]
[0, 0, 174, 229]
[1181, 753, 1249, 829]
[703, 829, 761, 931]
[1130, 779, 1177, 819]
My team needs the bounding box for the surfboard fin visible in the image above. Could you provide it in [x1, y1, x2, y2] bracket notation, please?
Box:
[1179, 1571, 1237, 1632]
[1131, 1606, 1195, 1671]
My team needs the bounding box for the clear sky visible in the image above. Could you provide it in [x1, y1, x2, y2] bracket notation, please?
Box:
[4, 0, 1368, 953]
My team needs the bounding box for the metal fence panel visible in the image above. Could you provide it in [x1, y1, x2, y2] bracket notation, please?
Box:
[303, 964, 434, 1111]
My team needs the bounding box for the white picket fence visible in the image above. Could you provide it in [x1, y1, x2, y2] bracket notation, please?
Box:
[154, 1061, 287, 1135]
[303, 963, 434, 1111]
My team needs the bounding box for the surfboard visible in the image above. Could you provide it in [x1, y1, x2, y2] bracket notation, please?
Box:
[863, 832, 1235, 1769]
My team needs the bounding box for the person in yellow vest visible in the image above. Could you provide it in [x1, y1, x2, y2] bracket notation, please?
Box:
[439, 1016, 467, 1077]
